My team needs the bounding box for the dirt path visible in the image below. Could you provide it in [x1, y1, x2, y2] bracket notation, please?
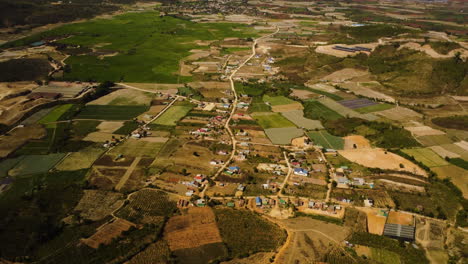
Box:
[279, 151, 292, 195]
[115, 157, 141, 191]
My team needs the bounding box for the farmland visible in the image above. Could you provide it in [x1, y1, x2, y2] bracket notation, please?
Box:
[263, 95, 296, 106]
[152, 104, 193, 126]
[251, 112, 296, 129]
[38, 104, 74, 126]
[109, 139, 164, 157]
[214, 208, 286, 258]
[307, 130, 344, 150]
[6, 12, 257, 83]
[76, 105, 148, 120]
[265, 127, 304, 145]
[55, 146, 104, 171]
[281, 110, 324, 130]
[303, 100, 343, 121]
[402, 148, 449, 168]
[9, 153, 66, 176]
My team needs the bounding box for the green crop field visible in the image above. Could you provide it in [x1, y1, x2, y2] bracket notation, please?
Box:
[251, 112, 295, 129]
[303, 100, 343, 121]
[38, 104, 74, 127]
[249, 96, 271, 112]
[262, 95, 295, 106]
[402, 148, 449, 167]
[76, 105, 148, 120]
[109, 139, 164, 157]
[371, 248, 401, 264]
[152, 105, 193, 126]
[355, 103, 395, 114]
[307, 130, 344, 150]
[9, 153, 66, 177]
[113, 121, 140, 135]
[5, 12, 257, 83]
[265, 127, 304, 145]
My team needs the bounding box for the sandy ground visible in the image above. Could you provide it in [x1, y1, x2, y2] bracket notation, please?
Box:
[338, 148, 427, 176]
[315, 43, 378, 58]
[359, 207, 387, 235]
[321, 68, 368, 83]
[387, 211, 414, 226]
[343, 135, 371, 150]
[0, 82, 38, 100]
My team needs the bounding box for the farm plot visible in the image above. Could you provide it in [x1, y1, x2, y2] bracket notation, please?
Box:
[0, 125, 46, 158]
[355, 246, 401, 264]
[281, 110, 324, 129]
[355, 103, 394, 114]
[438, 143, 468, 160]
[432, 165, 468, 199]
[55, 146, 104, 171]
[386, 211, 414, 226]
[109, 139, 164, 156]
[307, 130, 344, 150]
[417, 135, 453, 146]
[116, 189, 178, 224]
[338, 148, 427, 176]
[88, 167, 127, 190]
[251, 112, 296, 129]
[318, 97, 378, 121]
[429, 146, 460, 159]
[339, 98, 377, 109]
[9, 153, 66, 176]
[263, 95, 296, 106]
[81, 218, 136, 249]
[74, 190, 124, 221]
[38, 104, 73, 125]
[402, 148, 449, 168]
[214, 208, 286, 258]
[76, 105, 148, 120]
[152, 105, 193, 126]
[404, 126, 445, 137]
[360, 208, 388, 235]
[33, 82, 87, 98]
[265, 127, 304, 145]
[374, 106, 422, 122]
[343, 135, 371, 150]
[129, 240, 172, 264]
[87, 88, 154, 106]
[165, 207, 223, 251]
[303, 100, 343, 121]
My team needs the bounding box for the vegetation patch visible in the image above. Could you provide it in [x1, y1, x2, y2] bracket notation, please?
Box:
[152, 104, 194, 126]
[214, 208, 286, 258]
[307, 130, 344, 150]
[262, 95, 296, 106]
[402, 148, 449, 168]
[9, 153, 66, 176]
[113, 121, 140, 135]
[264, 127, 304, 145]
[432, 115, 468, 131]
[251, 112, 295, 129]
[355, 103, 395, 114]
[303, 100, 343, 121]
[429, 41, 462, 55]
[0, 58, 52, 81]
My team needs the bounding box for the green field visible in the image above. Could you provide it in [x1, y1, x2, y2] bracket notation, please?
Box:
[303, 100, 343, 121]
[249, 96, 271, 112]
[262, 95, 295, 106]
[402, 148, 449, 167]
[76, 105, 148, 120]
[371, 248, 401, 264]
[38, 104, 74, 126]
[307, 130, 344, 150]
[109, 139, 164, 157]
[152, 105, 193, 126]
[6, 12, 257, 83]
[264, 127, 304, 145]
[355, 103, 395, 114]
[251, 112, 295, 129]
[9, 154, 67, 177]
[113, 121, 139, 135]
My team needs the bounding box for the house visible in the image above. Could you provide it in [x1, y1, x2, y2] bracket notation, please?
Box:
[196, 199, 206, 207]
[308, 201, 315, 208]
[194, 175, 205, 183]
[237, 184, 245, 191]
[255, 197, 262, 206]
[364, 199, 374, 207]
[294, 168, 308, 176]
[228, 166, 240, 173]
[185, 190, 194, 197]
[353, 178, 365, 186]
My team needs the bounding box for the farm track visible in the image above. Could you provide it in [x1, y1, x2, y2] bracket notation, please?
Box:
[115, 157, 141, 191]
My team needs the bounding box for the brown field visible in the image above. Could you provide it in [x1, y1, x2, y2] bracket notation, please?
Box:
[386, 211, 414, 226]
[360, 208, 387, 235]
[96, 121, 123, 133]
[87, 88, 153, 106]
[74, 190, 124, 221]
[290, 89, 319, 99]
[273, 217, 351, 264]
[205, 184, 238, 197]
[238, 129, 272, 144]
[0, 125, 46, 158]
[271, 102, 303, 112]
[221, 252, 275, 264]
[343, 135, 371, 150]
[164, 207, 223, 251]
[375, 106, 422, 122]
[339, 82, 395, 103]
[405, 125, 445, 137]
[429, 146, 460, 159]
[88, 167, 127, 190]
[129, 240, 171, 264]
[94, 155, 135, 167]
[81, 218, 135, 249]
[432, 165, 468, 199]
[321, 68, 368, 83]
[439, 143, 468, 160]
[415, 217, 446, 250]
[339, 148, 427, 176]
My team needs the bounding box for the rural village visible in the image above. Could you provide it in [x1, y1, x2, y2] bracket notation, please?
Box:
[0, 0, 466, 263]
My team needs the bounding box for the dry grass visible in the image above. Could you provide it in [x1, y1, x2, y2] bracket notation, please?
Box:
[386, 211, 414, 226]
[164, 207, 223, 251]
[343, 135, 371, 150]
[271, 102, 303, 112]
[96, 121, 124, 132]
[87, 88, 153, 106]
[0, 125, 46, 158]
[55, 146, 104, 171]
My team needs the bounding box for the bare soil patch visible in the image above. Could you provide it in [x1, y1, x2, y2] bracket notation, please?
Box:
[271, 102, 303, 112]
[338, 148, 427, 176]
[359, 208, 387, 235]
[387, 211, 414, 226]
[343, 135, 371, 150]
[321, 68, 368, 83]
[96, 121, 123, 133]
[290, 89, 319, 99]
[375, 106, 422, 122]
[165, 207, 222, 251]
